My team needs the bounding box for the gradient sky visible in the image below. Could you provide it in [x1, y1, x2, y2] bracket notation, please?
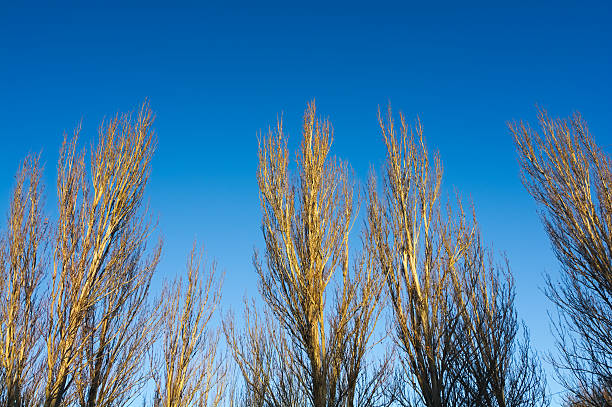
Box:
[1, 1, 610, 403]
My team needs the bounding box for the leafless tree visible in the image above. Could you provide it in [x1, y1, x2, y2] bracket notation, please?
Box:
[366, 107, 475, 407]
[511, 111, 612, 407]
[226, 102, 388, 407]
[153, 243, 227, 407]
[43, 103, 160, 407]
[0, 155, 49, 406]
[369, 107, 547, 407]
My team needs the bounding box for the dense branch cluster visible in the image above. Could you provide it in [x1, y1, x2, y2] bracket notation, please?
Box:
[0, 101, 608, 407]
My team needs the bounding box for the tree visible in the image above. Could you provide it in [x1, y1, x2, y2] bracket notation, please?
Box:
[366, 108, 475, 407]
[368, 107, 547, 407]
[511, 111, 612, 407]
[0, 155, 48, 406]
[153, 244, 227, 407]
[226, 102, 388, 407]
[43, 103, 160, 407]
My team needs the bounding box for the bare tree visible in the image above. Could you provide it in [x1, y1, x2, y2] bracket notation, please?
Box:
[368, 107, 546, 407]
[153, 243, 227, 407]
[227, 102, 387, 407]
[43, 103, 160, 407]
[511, 111, 612, 407]
[366, 107, 476, 407]
[0, 155, 48, 406]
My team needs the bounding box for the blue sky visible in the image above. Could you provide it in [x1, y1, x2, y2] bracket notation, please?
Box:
[1, 1, 610, 403]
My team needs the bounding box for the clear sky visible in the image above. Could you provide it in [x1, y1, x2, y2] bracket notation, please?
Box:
[1, 1, 610, 404]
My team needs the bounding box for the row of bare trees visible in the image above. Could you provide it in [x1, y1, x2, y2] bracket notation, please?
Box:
[0, 101, 608, 407]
